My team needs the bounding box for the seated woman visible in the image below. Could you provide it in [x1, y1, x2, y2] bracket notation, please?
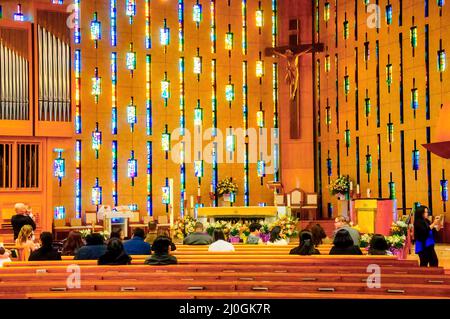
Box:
[309, 223, 332, 245]
[98, 238, 132, 265]
[329, 229, 363, 255]
[110, 228, 125, 241]
[208, 229, 235, 252]
[145, 236, 178, 265]
[157, 228, 177, 251]
[290, 230, 320, 255]
[368, 234, 392, 256]
[29, 232, 62, 261]
[61, 231, 84, 256]
[266, 226, 288, 245]
[15, 225, 39, 261]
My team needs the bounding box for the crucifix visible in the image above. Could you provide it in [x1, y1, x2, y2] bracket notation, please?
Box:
[266, 42, 324, 139]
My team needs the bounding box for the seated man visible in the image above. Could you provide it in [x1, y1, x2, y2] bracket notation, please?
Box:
[74, 233, 106, 260]
[29, 232, 62, 261]
[145, 221, 158, 245]
[11, 203, 36, 240]
[333, 216, 360, 247]
[246, 223, 263, 244]
[123, 228, 151, 255]
[145, 236, 177, 265]
[183, 222, 213, 245]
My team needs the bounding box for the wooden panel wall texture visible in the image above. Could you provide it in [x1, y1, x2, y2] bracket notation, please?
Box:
[316, 0, 450, 219]
[55, 0, 279, 219]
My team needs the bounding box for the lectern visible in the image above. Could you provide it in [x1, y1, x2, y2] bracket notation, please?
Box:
[103, 208, 134, 238]
[353, 199, 394, 235]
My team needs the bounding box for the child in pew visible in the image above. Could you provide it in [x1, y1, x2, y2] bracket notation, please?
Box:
[267, 226, 289, 245]
[145, 236, 178, 265]
[98, 238, 132, 265]
[289, 230, 320, 255]
[15, 225, 39, 261]
[329, 229, 363, 255]
[246, 223, 263, 245]
[0, 246, 12, 267]
[29, 232, 62, 261]
[208, 229, 235, 252]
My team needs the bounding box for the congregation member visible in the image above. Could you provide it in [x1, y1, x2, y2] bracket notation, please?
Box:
[61, 231, 84, 256]
[145, 236, 178, 265]
[333, 216, 360, 246]
[29, 232, 62, 261]
[183, 222, 213, 245]
[290, 230, 320, 255]
[11, 203, 36, 240]
[329, 229, 363, 255]
[208, 229, 235, 252]
[368, 234, 392, 256]
[110, 228, 125, 240]
[98, 238, 132, 265]
[309, 223, 332, 246]
[414, 205, 440, 267]
[158, 228, 177, 251]
[246, 223, 263, 244]
[0, 247, 11, 267]
[267, 226, 288, 245]
[74, 233, 106, 260]
[145, 221, 158, 245]
[123, 228, 151, 255]
[15, 225, 39, 261]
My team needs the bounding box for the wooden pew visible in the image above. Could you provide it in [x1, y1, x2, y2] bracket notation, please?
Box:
[24, 291, 450, 299]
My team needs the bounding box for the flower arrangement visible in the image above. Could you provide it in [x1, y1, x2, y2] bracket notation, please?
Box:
[229, 223, 242, 237]
[270, 215, 299, 239]
[171, 215, 197, 240]
[360, 233, 373, 248]
[216, 177, 238, 196]
[79, 229, 109, 241]
[390, 220, 408, 237]
[328, 175, 350, 196]
[386, 234, 406, 249]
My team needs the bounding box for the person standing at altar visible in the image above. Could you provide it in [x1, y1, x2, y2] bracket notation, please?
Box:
[11, 203, 36, 240]
[183, 222, 213, 245]
[333, 216, 360, 246]
[414, 206, 439, 267]
[246, 223, 263, 245]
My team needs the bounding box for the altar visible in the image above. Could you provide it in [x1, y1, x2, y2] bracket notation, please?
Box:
[196, 206, 285, 223]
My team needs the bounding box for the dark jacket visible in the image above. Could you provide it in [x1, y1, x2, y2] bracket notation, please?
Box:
[123, 237, 151, 255]
[183, 232, 213, 245]
[414, 218, 435, 243]
[11, 214, 36, 240]
[98, 251, 132, 265]
[28, 247, 62, 261]
[329, 245, 363, 255]
[144, 253, 178, 265]
[74, 245, 107, 260]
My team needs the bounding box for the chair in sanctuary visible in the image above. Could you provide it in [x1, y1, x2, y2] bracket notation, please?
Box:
[301, 193, 319, 220]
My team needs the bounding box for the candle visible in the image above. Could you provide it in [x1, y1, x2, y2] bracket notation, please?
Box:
[349, 181, 353, 191]
[210, 184, 213, 193]
[190, 195, 194, 208]
[366, 188, 371, 198]
[356, 184, 360, 194]
[198, 187, 201, 196]
[287, 194, 291, 207]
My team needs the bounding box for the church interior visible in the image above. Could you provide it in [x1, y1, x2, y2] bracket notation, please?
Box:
[0, 0, 450, 300]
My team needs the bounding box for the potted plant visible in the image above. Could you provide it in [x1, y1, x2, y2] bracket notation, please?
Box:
[228, 223, 242, 243]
